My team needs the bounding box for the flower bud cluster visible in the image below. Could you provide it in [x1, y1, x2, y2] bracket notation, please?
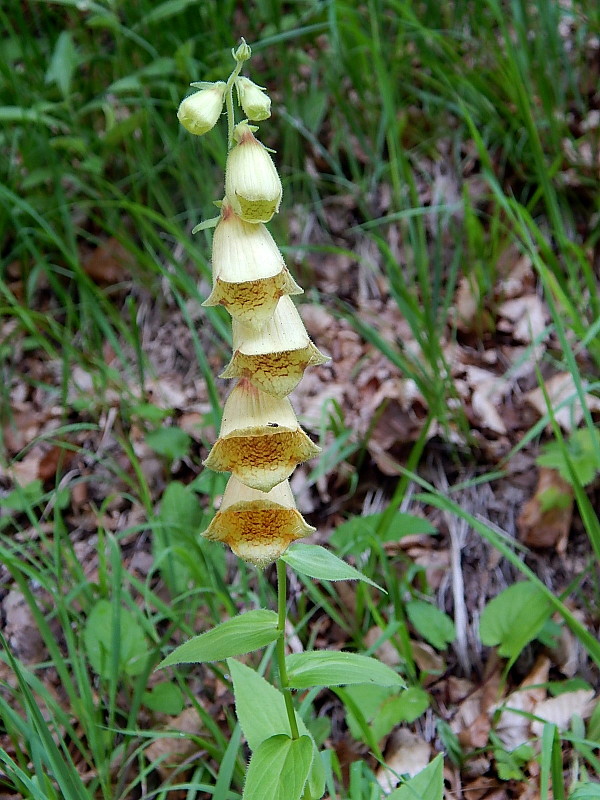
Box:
[178, 51, 327, 568]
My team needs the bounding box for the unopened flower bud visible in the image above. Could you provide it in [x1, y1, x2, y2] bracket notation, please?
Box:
[221, 296, 329, 397]
[235, 76, 271, 121]
[177, 82, 226, 136]
[203, 476, 315, 568]
[233, 39, 252, 63]
[203, 378, 320, 492]
[202, 200, 301, 328]
[225, 121, 282, 223]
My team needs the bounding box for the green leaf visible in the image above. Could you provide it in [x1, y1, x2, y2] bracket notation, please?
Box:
[153, 481, 204, 594]
[331, 511, 437, 555]
[142, 682, 184, 714]
[228, 659, 325, 799]
[145, 426, 191, 460]
[393, 686, 431, 723]
[286, 651, 405, 689]
[84, 600, 149, 679]
[242, 734, 313, 800]
[281, 543, 385, 591]
[1, 480, 44, 511]
[345, 686, 430, 744]
[45, 31, 80, 97]
[479, 582, 552, 663]
[406, 600, 456, 650]
[537, 428, 600, 487]
[387, 753, 444, 800]
[158, 610, 279, 667]
[569, 784, 600, 799]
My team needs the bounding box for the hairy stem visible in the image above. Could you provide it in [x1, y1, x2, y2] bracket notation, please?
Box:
[225, 59, 244, 150]
[276, 559, 299, 740]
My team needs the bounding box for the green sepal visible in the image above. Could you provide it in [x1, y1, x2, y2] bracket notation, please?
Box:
[192, 215, 220, 234]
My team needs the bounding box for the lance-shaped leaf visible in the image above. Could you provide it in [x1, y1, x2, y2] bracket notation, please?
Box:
[242, 734, 313, 800]
[203, 200, 301, 329]
[281, 543, 384, 592]
[228, 658, 325, 799]
[286, 651, 405, 689]
[157, 609, 279, 667]
[204, 379, 320, 492]
[220, 296, 329, 398]
[203, 477, 315, 568]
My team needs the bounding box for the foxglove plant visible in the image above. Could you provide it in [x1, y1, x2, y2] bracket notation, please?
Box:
[160, 40, 402, 800]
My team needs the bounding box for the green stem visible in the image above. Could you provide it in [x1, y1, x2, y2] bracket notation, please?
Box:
[276, 559, 300, 740]
[224, 59, 244, 150]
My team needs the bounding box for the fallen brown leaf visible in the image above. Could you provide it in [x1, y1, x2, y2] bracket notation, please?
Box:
[376, 728, 431, 793]
[524, 372, 600, 431]
[517, 467, 574, 553]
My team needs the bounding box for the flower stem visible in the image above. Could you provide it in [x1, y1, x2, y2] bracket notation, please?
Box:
[225, 60, 244, 150]
[276, 559, 300, 740]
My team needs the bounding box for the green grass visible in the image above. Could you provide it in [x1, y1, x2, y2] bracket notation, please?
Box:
[1, 0, 599, 797]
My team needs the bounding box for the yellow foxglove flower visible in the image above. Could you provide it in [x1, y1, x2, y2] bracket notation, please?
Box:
[203, 476, 315, 568]
[235, 76, 271, 121]
[225, 121, 282, 223]
[203, 378, 320, 492]
[202, 200, 302, 328]
[220, 296, 329, 397]
[177, 82, 226, 136]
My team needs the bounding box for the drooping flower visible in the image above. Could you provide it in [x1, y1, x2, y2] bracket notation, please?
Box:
[202, 476, 315, 568]
[203, 378, 320, 492]
[220, 295, 329, 397]
[235, 76, 271, 121]
[225, 121, 282, 223]
[202, 200, 302, 328]
[177, 82, 226, 136]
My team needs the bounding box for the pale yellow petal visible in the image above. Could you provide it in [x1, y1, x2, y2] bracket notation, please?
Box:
[203, 380, 321, 492]
[202, 477, 315, 568]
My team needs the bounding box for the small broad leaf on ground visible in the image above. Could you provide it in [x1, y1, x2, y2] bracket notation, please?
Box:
[242, 734, 313, 800]
[145, 426, 191, 460]
[281, 543, 385, 591]
[153, 480, 205, 594]
[84, 599, 149, 679]
[228, 659, 325, 799]
[286, 651, 405, 689]
[479, 582, 552, 662]
[45, 31, 80, 97]
[386, 752, 444, 800]
[330, 511, 437, 555]
[158, 610, 279, 667]
[537, 427, 600, 487]
[345, 685, 430, 743]
[406, 600, 456, 651]
[142, 682, 185, 715]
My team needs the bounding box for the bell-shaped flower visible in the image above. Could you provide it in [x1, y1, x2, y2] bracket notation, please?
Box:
[220, 296, 329, 397]
[225, 121, 282, 223]
[177, 82, 226, 136]
[203, 378, 320, 492]
[235, 76, 271, 121]
[202, 200, 302, 329]
[202, 476, 315, 568]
